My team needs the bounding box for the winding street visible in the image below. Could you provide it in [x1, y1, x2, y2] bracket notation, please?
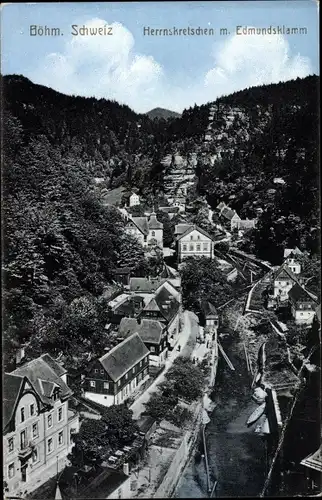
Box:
[130, 310, 199, 420]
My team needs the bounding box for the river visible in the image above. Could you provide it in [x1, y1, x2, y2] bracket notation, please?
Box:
[175, 333, 267, 498]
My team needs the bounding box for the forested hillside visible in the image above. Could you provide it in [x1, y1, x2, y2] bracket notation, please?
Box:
[2, 73, 319, 370]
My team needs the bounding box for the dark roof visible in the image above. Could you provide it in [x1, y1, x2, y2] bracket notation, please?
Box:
[148, 213, 163, 230]
[174, 223, 193, 236]
[3, 373, 24, 430]
[289, 283, 318, 303]
[118, 318, 165, 344]
[176, 224, 213, 242]
[40, 353, 67, 376]
[274, 262, 299, 282]
[137, 415, 157, 434]
[159, 206, 179, 214]
[129, 277, 163, 293]
[201, 300, 218, 317]
[12, 354, 72, 405]
[26, 466, 128, 500]
[129, 217, 149, 235]
[221, 207, 237, 220]
[99, 333, 149, 382]
[159, 264, 178, 280]
[113, 296, 144, 317]
[154, 287, 180, 323]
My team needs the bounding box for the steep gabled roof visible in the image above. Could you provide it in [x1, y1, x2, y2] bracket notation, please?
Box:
[144, 298, 161, 312]
[154, 287, 180, 323]
[99, 333, 149, 382]
[221, 207, 237, 220]
[174, 223, 193, 236]
[148, 213, 163, 230]
[41, 353, 66, 377]
[274, 262, 299, 282]
[284, 246, 303, 258]
[159, 264, 179, 280]
[201, 300, 218, 318]
[300, 445, 322, 473]
[289, 283, 318, 303]
[12, 354, 72, 405]
[118, 317, 165, 344]
[176, 224, 213, 242]
[3, 373, 25, 430]
[128, 217, 149, 235]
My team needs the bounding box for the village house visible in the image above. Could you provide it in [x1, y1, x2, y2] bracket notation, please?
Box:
[26, 464, 131, 500]
[270, 262, 300, 304]
[129, 276, 181, 305]
[200, 301, 219, 336]
[125, 212, 163, 249]
[3, 354, 79, 498]
[283, 247, 303, 275]
[176, 224, 214, 262]
[83, 333, 149, 407]
[129, 192, 140, 207]
[300, 445, 322, 493]
[288, 284, 318, 326]
[107, 295, 145, 326]
[118, 318, 168, 367]
[139, 287, 181, 345]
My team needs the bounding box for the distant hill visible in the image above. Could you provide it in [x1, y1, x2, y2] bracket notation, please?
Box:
[146, 107, 181, 120]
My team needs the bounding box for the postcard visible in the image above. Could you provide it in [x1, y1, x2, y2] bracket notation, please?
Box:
[1, 1, 320, 499]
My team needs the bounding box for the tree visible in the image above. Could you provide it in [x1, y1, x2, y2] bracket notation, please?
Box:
[163, 358, 204, 402]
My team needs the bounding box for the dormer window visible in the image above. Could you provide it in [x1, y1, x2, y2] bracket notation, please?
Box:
[53, 388, 60, 401]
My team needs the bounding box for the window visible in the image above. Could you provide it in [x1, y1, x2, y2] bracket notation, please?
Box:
[47, 414, 53, 428]
[197, 235, 200, 240]
[300, 312, 303, 316]
[32, 448, 38, 463]
[58, 431, 64, 446]
[151, 231, 155, 237]
[139, 361, 142, 367]
[8, 437, 14, 453]
[30, 404, 35, 417]
[203, 243, 208, 251]
[118, 487, 122, 499]
[196, 244, 201, 251]
[20, 407, 25, 423]
[94, 369, 98, 373]
[20, 430, 27, 450]
[47, 437, 53, 454]
[58, 407, 63, 422]
[104, 382, 109, 390]
[190, 235, 193, 241]
[32, 422, 39, 438]
[182, 244, 187, 251]
[8, 463, 15, 479]
[53, 390, 59, 402]
[100, 369, 104, 374]
[150, 346, 155, 352]
[132, 367, 135, 374]
[144, 368, 148, 376]
[90, 380, 96, 388]
[125, 373, 128, 380]
[117, 380, 121, 387]
[189, 244, 194, 251]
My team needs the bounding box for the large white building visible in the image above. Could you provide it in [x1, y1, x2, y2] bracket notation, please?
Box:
[176, 224, 214, 262]
[129, 193, 140, 207]
[3, 354, 79, 498]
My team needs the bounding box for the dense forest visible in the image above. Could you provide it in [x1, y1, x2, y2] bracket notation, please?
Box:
[2, 73, 320, 371]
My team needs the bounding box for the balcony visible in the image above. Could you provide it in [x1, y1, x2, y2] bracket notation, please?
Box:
[18, 442, 34, 460]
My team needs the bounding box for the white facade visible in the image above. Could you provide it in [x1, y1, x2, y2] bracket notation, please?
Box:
[84, 370, 149, 408]
[273, 279, 295, 302]
[230, 213, 242, 230]
[129, 193, 140, 207]
[125, 220, 145, 246]
[285, 257, 301, 275]
[147, 227, 163, 249]
[178, 229, 213, 262]
[291, 306, 315, 326]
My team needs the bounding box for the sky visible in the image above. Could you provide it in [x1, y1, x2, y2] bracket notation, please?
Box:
[1, 1, 319, 113]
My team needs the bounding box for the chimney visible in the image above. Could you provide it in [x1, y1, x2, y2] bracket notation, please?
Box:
[16, 346, 26, 366]
[123, 462, 129, 475]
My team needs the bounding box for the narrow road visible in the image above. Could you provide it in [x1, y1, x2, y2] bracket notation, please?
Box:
[130, 310, 198, 420]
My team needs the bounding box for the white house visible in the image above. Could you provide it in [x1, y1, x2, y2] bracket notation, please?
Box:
[272, 263, 299, 303]
[129, 193, 140, 207]
[288, 284, 318, 326]
[125, 212, 163, 249]
[84, 333, 149, 407]
[176, 225, 214, 262]
[283, 247, 303, 275]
